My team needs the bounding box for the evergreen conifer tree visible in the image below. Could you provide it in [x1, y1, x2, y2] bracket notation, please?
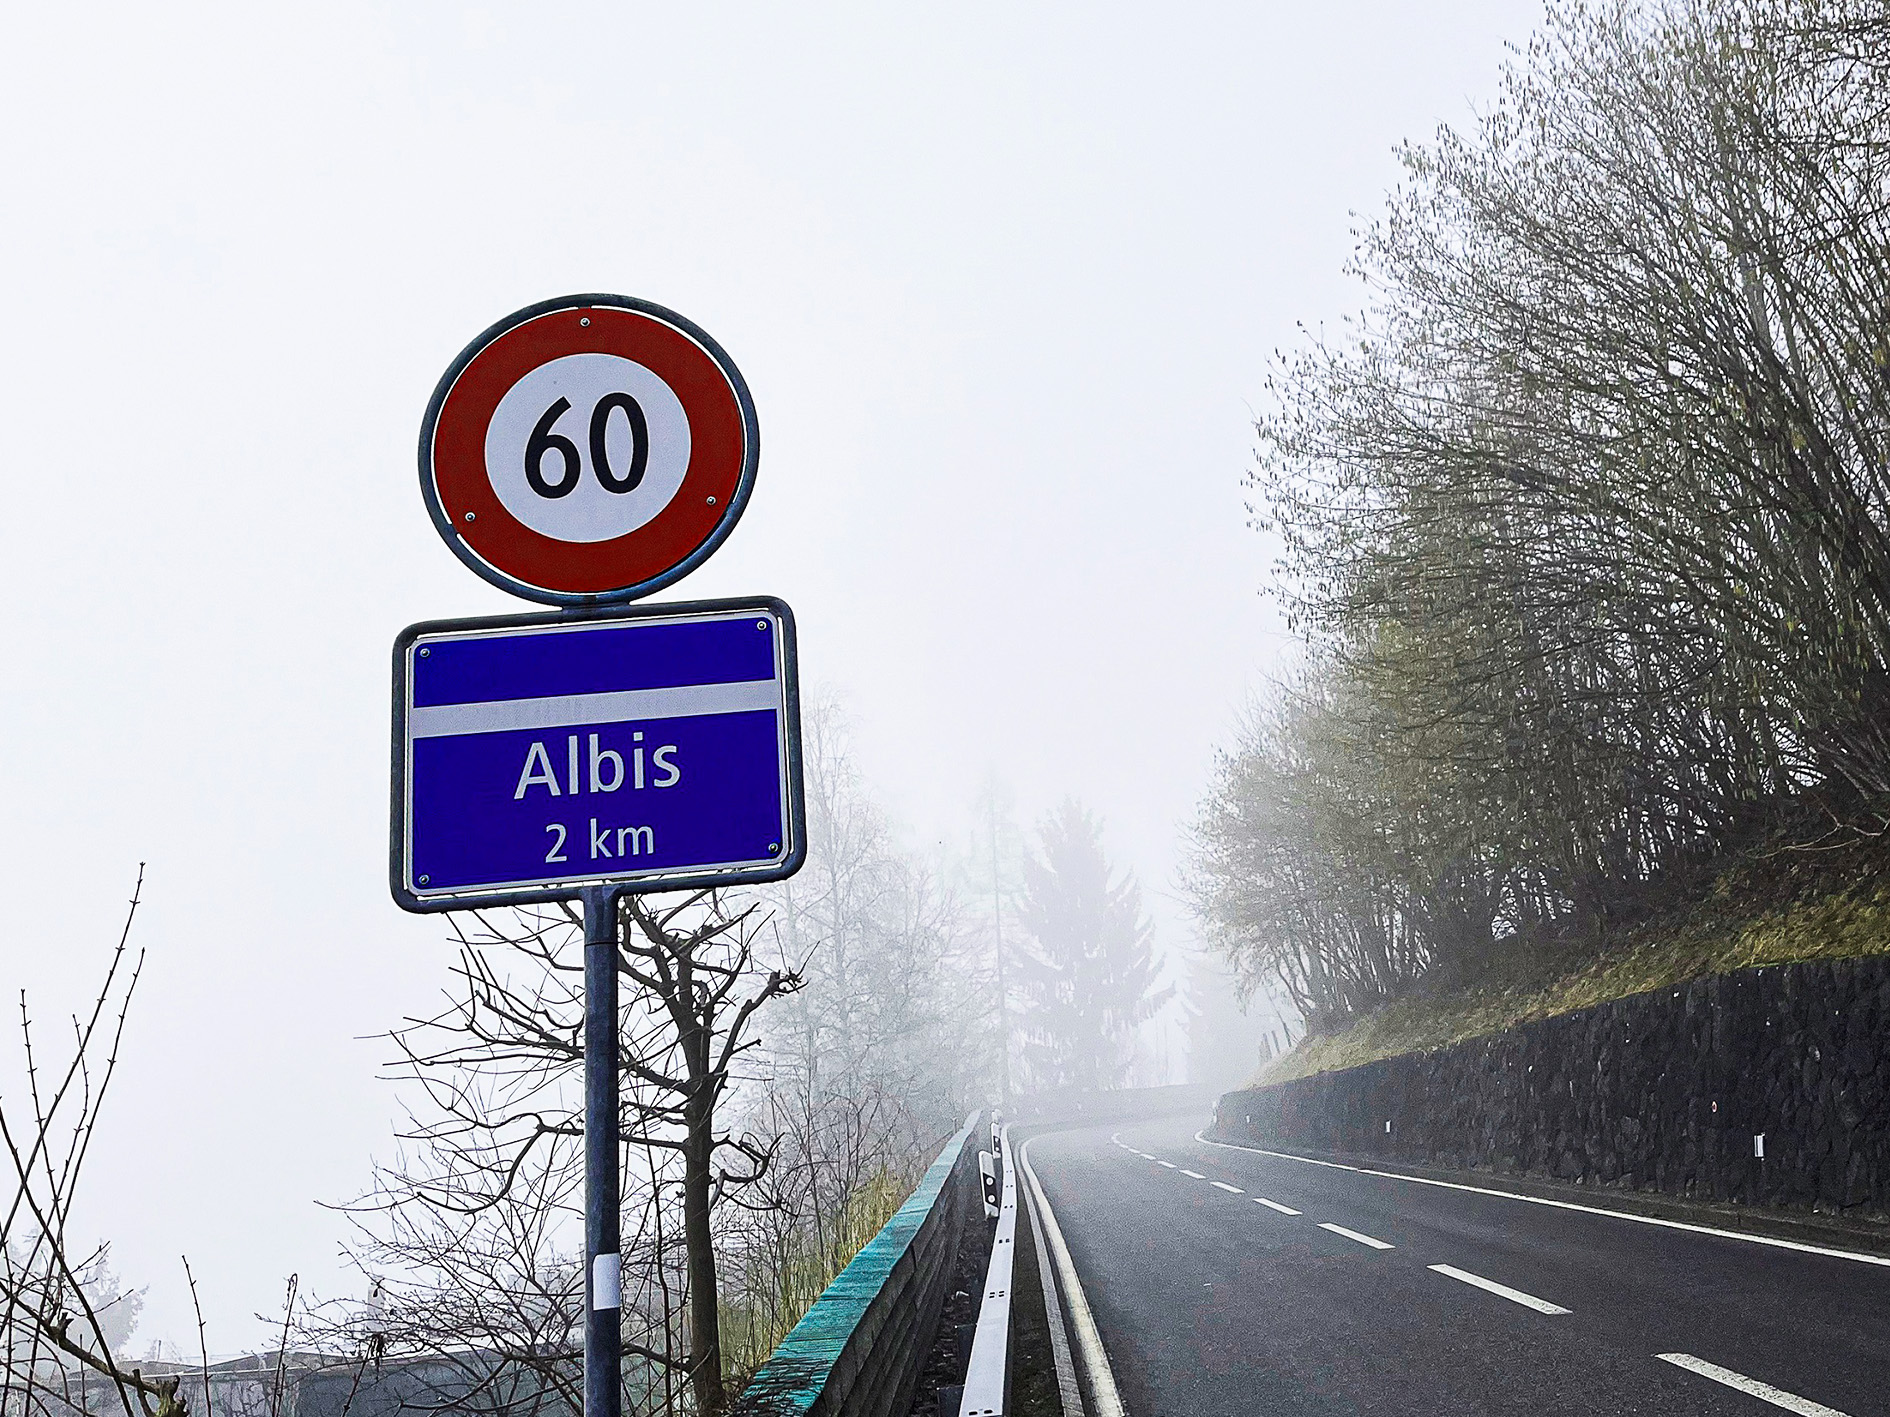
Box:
[1015, 799, 1169, 1090]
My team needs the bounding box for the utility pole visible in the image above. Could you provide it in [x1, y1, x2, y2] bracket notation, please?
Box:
[991, 812, 1012, 1106]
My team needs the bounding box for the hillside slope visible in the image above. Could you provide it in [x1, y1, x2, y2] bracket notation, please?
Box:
[1261, 845, 1890, 1086]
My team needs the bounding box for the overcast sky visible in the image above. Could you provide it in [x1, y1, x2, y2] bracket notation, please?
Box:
[0, 0, 1540, 1352]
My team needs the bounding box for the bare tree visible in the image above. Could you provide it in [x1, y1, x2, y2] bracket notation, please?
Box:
[339, 889, 798, 1417]
[616, 893, 800, 1417]
[0, 868, 200, 1417]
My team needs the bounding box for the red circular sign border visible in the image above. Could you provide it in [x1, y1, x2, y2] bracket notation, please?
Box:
[419, 295, 758, 604]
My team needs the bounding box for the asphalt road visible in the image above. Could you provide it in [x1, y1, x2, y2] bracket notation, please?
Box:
[1023, 1115, 1890, 1417]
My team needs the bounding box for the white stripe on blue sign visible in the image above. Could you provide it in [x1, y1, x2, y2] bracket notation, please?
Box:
[410, 678, 779, 739]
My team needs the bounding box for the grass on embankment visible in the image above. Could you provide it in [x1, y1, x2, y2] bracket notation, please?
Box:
[1258, 850, 1890, 1087]
[720, 1162, 921, 1395]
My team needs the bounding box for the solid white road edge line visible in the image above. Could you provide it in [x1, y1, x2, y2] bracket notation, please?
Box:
[1020, 1135, 1128, 1417]
[1655, 1353, 1851, 1416]
[1427, 1263, 1571, 1315]
[1018, 1152, 1086, 1417]
[1180, 1169, 1206, 1179]
[1256, 1197, 1302, 1215]
[1319, 1222, 1395, 1250]
[1195, 1131, 1890, 1269]
[1211, 1181, 1243, 1194]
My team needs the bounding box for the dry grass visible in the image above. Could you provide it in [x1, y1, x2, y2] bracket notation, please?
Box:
[1259, 877, 1890, 1086]
[720, 1164, 918, 1394]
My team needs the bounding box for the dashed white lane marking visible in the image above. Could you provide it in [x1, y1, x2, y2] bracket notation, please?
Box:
[1428, 1263, 1571, 1315]
[1157, 1160, 1177, 1169]
[1255, 1197, 1301, 1215]
[1211, 1181, 1243, 1194]
[1319, 1222, 1395, 1250]
[1180, 1169, 1206, 1179]
[1136, 1152, 1155, 1160]
[1195, 1130, 1890, 1269]
[1655, 1354, 1850, 1416]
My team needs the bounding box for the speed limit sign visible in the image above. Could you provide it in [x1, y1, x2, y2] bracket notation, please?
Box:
[419, 293, 758, 604]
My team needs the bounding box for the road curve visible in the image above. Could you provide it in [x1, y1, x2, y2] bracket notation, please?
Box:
[1023, 1115, 1890, 1416]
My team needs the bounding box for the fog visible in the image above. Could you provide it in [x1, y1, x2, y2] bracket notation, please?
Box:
[0, 0, 1538, 1352]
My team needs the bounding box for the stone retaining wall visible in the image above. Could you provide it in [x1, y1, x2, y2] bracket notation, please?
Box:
[1216, 958, 1890, 1216]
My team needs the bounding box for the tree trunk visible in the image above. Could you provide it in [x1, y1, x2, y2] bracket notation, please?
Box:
[684, 1096, 724, 1416]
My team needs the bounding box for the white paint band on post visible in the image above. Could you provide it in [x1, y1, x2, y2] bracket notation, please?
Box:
[591, 1252, 622, 1311]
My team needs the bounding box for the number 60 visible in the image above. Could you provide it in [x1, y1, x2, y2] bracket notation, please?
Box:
[524, 393, 649, 498]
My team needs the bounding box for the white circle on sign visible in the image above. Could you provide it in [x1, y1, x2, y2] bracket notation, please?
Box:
[484, 354, 692, 544]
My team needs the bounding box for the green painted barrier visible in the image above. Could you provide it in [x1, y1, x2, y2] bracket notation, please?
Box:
[734, 1114, 982, 1417]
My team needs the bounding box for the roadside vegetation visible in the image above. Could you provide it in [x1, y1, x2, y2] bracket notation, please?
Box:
[718, 1163, 912, 1393]
[1188, 0, 1890, 1059]
[1263, 838, 1890, 1083]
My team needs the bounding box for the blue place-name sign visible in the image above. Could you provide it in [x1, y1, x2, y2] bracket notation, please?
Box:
[391, 598, 803, 910]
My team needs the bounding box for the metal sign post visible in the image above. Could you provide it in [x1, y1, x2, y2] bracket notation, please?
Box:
[583, 886, 621, 1417]
[393, 295, 803, 1417]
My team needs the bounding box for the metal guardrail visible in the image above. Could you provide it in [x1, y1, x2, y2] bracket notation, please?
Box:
[958, 1124, 1016, 1416]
